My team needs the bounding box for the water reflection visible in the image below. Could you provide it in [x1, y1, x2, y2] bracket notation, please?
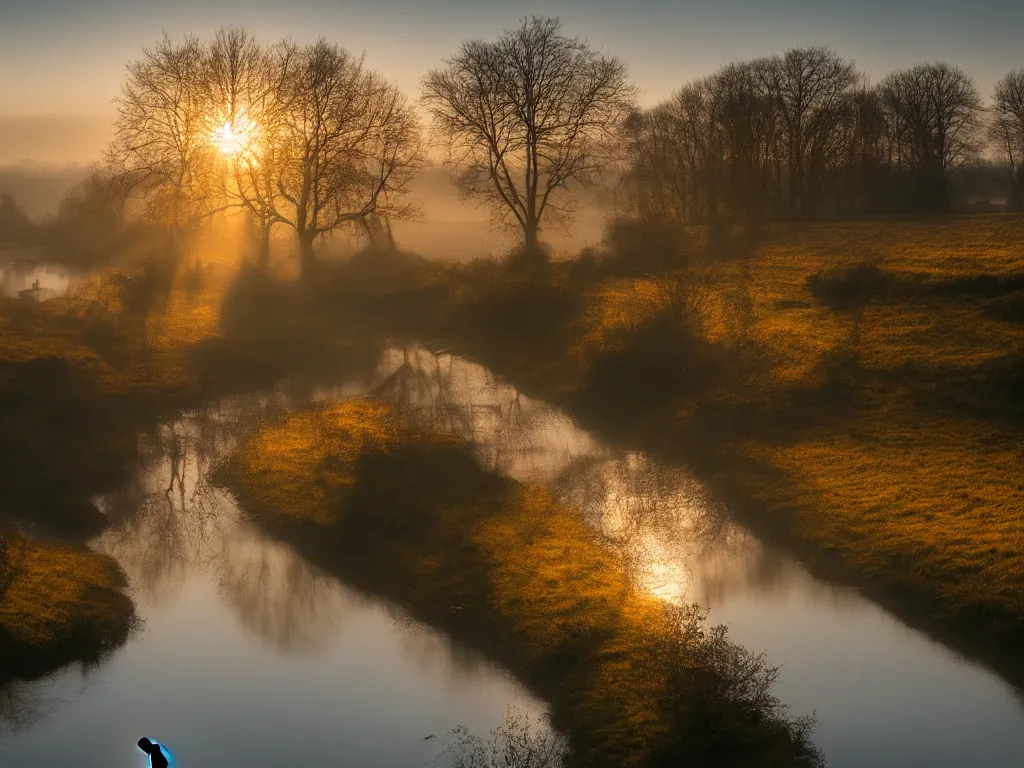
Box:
[0, 368, 543, 767]
[0, 258, 71, 299]
[94, 393, 358, 652]
[366, 345, 1024, 768]
[369, 347, 598, 483]
[4, 344, 1024, 768]
[366, 346, 751, 605]
[0, 677, 62, 735]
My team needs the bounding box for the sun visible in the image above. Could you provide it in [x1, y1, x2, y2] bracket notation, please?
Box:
[212, 117, 255, 158]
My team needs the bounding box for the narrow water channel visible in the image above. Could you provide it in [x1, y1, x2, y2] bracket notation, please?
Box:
[360, 347, 1024, 768]
[1, 345, 1022, 767]
[0, 386, 543, 768]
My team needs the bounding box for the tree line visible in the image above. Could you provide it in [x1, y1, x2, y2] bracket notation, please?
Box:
[626, 51, 1024, 222]
[8, 18, 1024, 271]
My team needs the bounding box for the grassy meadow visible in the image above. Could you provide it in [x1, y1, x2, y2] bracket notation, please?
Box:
[689, 216, 1024, 645]
[443, 214, 1024, 662]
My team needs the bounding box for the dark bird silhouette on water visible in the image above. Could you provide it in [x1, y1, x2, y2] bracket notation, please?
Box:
[138, 737, 170, 767]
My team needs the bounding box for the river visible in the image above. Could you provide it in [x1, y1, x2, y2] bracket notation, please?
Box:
[1, 344, 1023, 767]
[0, 255, 71, 299]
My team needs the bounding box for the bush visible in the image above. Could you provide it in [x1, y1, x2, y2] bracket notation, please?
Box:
[438, 707, 567, 768]
[806, 261, 899, 310]
[603, 218, 691, 277]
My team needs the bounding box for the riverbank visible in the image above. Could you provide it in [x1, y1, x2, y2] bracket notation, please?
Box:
[0, 259, 347, 683]
[0, 534, 136, 683]
[422, 215, 1024, 680]
[214, 397, 824, 767]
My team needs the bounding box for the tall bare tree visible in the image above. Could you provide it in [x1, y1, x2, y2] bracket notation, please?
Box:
[768, 47, 857, 216]
[990, 69, 1024, 210]
[880, 63, 982, 211]
[205, 28, 292, 264]
[422, 17, 636, 263]
[267, 40, 422, 277]
[109, 34, 213, 250]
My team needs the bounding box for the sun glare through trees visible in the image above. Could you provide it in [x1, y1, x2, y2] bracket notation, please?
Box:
[211, 117, 257, 158]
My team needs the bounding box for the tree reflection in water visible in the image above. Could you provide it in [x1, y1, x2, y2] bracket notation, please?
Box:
[0, 677, 63, 736]
[373, 346, 809, 610]
[372, 346, 598, 483]
[92, 390, 357, 653]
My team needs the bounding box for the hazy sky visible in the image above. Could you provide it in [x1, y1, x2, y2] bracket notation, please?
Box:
[1, 0, 1021, 163]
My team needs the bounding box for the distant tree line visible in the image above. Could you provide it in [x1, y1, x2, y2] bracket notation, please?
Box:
[0, 194, 37, 245]
[624, 51, 1024, 221]
[4, 20, 1024, 265]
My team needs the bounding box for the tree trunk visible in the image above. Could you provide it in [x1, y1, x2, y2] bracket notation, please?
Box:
[256, 231, 271, 269]
[299, 230, 318, 281]
[1012, 166, 1024, 212]
[524, 217, 542, 265]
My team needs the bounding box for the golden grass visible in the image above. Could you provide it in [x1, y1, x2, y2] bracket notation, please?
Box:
[0, 261, 238, 398]
[574, 278, 670, 359]
[737, 413, 1024, 623]
[0, 537, 135, 667]
[224, 399, 397, 526]
[570, 215, 1024, 641]
[219, 398, 818, 766]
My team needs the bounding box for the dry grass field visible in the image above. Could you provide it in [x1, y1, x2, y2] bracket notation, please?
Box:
[572, 215, 1024, 642]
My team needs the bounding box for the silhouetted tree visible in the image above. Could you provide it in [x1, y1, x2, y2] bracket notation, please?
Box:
[770, 47, 857, 216]
[423, 17, 636, 265]
[269, 40, 423, 278]
[625, 54, 991, 222]
[109, 34, 214, 250]
[205, 28, 292, 265]
[879, 63, 982, 212]
[990, 69, 1024, 210]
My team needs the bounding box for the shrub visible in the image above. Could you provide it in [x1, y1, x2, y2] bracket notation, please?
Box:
[603, 218, 691, 277]
[806, 261, 898, 310]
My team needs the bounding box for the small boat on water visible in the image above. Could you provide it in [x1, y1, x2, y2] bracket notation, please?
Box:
[17, 279, 54, 302]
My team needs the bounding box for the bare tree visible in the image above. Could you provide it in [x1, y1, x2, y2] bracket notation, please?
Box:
[990, 69, 1024, 210]
[622, 99, 695, 223]
[880, 62, 982, 211]
[768, 47, 857, 216]
[109, 34, 214, 250]
[266, 40, 423, 277]
[624, 59, 783, 225]
[422, 17, 636, 264]
[206, 29, 294, 265]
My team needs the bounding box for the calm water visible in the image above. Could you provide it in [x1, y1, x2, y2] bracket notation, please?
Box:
[0, 387, 543, 768]
[0, 258, 71, 299]
[1, 345, 1023, 767]
[360, 348, 1024, 768]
